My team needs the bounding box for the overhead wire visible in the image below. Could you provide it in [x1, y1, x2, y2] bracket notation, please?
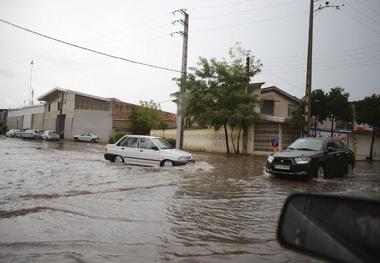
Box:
[192, 0, 302, 20]
[192, 11, 307, 32]
[188, 0, 260, 11]
[341, 10, 380, 36]
[345, 2, 380, 26]
[0, 18, 182, 74]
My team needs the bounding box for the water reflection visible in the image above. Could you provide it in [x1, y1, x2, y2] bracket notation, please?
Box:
[0, 137, 379, 262]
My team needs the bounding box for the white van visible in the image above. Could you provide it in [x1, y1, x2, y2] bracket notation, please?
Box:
[104, 135, 193, 167]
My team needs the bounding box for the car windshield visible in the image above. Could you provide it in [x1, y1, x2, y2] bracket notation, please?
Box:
[152, 138, 173, 149]
[287, 138, 324, 151]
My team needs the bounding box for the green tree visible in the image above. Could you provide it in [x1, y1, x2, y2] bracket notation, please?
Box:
[132, 100, 163, 135]
[311, 89, 329, 136]
[327, 87, 353, 137]
[290, 104, 305, 130]
[173, 44, 262, 154]
[355, 94, 380, 160]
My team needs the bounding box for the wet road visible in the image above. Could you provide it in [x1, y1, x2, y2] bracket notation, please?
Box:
[0, 137, 379, 262]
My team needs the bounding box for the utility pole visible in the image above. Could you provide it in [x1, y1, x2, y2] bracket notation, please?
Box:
[172, 9, 189, 149]
[304, 0, 343, 137]
[242, 56, 250, 154]
[29, 60, 34, 106]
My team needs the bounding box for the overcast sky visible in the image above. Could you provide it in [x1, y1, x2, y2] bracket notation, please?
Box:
[0, 0, 379, 113]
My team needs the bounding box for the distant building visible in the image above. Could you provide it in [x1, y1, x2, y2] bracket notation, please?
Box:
[6, 88, 176, 142]
[7, 105, 45, 129]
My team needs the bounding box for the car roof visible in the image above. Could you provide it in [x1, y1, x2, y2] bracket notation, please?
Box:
[125, 135, 160, 139]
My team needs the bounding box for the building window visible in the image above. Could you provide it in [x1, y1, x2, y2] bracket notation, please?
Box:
[288, 104, 297, 117]
[261, 100, 274, 115]
[48, 103, 51, 112]
[57, 102, 61, 111]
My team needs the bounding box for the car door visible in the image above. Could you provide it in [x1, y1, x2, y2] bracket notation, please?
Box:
[335, 140, 350, 174]
[78, 133, 86, 141]
[325, 140, 340, 176]
[135, 137, 161, 166]
[119, 136, 139, 164]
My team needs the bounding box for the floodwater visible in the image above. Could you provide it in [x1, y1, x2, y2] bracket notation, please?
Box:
[0, 137, 379, 262]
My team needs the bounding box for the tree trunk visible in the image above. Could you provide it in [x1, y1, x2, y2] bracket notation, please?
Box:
[314, 116, 317, 137]
[330, 116, 334, 137]
[369, 127, 375, 160]
[242, 124, 248, 154]
[230, 126, 237, 153]
[237, 127, 242, 154]
[223, 123, 230, 154]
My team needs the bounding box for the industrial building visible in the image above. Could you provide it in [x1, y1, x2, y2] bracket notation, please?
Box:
[6, 88, 176, 142]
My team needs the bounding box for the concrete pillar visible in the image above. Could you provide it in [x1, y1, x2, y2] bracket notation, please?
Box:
[279, 123, 283, 150]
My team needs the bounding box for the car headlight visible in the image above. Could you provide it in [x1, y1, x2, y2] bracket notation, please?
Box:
[267, 155, 274, 163]
[179, 156, 190, 161]
[294, 157, 310, 164]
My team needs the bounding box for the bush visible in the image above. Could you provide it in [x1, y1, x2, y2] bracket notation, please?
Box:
[109, 133, 126, 144]
[164, 138, 176, 148]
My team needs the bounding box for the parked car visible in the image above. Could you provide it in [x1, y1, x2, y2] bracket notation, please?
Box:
[73, 132, 99, 142]
[5, 129, 20, 137]
[266, 137, 355, 179]
[104, 135, 193, 167]
[41, 130, 60, 141]
[20, 129, 42, 140]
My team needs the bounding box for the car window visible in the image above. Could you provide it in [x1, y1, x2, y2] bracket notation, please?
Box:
[122, 137, 138, 148]
[335, 140, 346, 150]
[117, 137, 127, 146]
[152, 138, 173, 149]
[327, 140, 338, 150]
[139, 138, 155, 149]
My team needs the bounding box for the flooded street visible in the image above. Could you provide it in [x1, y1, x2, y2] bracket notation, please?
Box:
[1, 137, 379, 262]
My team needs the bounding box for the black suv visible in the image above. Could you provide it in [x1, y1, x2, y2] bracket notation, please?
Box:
[266, 137, 355, 179]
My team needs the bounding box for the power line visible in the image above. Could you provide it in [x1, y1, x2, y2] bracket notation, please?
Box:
[0, 12, 173, 67]
[345, 3, 380, 26]
[192, 11, 307, 32]
[351, 0, 380, 17]
[341, 10, 380, 36]
[192, 0, 302, 20]
[262, 68, 304, 92]
[0, 18, 182, 74]
[188, 0, 260, 11]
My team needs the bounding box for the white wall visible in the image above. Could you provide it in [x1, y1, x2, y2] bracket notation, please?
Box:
[353, 133, 380, 161]
[72, 110, 113, 142]
[8, 106, 44, 129]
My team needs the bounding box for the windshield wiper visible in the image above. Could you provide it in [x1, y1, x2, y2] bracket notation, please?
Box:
[295, 148, 315, 151]
[287, 147, 295, 150]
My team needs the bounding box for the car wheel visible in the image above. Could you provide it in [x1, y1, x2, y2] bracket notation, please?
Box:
[114, 155, 124, 164]
[316, 165, 325, 179]
[346, 163, 354, 177]
[91, 139, 95, 143]
[74, 137, 78, 142]
[161, 160, 174, 167]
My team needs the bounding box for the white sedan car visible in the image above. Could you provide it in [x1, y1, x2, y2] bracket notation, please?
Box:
[104, 135, 193, 167]
[21, 129, 42, 140]
[6, 129, 20, 137]
[73, 132, 99, 142]
[41, 130, 60, 141]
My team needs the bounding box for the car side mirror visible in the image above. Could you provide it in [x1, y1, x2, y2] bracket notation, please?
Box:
[327, 146, 335, 152]
[151, 146, 159, 151]
[277, 193, 380, 263]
